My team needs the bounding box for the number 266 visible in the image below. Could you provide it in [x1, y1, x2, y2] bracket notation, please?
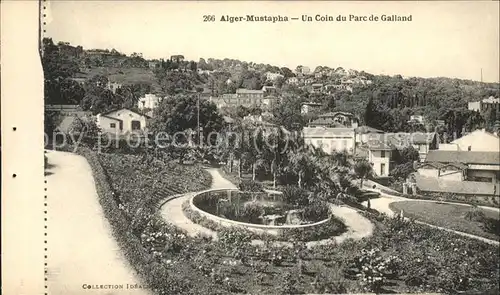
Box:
[203, 15, 215, 22]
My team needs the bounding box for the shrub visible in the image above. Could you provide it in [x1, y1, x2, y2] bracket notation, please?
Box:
[238, 179, 264, 192]
[303, 201, 330, 222]
[241, 201, 265, 224]
[281, 186, 310, 208]
[351, 248, 400, 293]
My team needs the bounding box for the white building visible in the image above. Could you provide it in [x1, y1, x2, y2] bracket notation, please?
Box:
[286, 77, 299, 85]
[468, 96, 500, 112]
[138, 94, 162, 110]
[97, 108, 150, 135]
[265, 72, 284, 81]
[439, 129, 500, 152]
[303, 127, 356, 154]
[301, 102, 322, 114]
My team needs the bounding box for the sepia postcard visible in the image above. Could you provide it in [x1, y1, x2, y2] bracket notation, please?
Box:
[1, 1, 499, 295]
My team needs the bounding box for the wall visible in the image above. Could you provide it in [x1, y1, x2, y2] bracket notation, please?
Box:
[416, 174, 499, 196]
[100, 109, 147, 134]
[369, 150, 391, 176]
[97, 115, 121, 134]
[190, 189, 331, 236]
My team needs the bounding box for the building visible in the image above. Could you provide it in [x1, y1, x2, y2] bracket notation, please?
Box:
[308, 112, 359, 128]
[138, 94, 162, 110]
[286, 77, 299, 85]
[301, 102, 322, 114]
[365, 140, 393, 177]
[387, 132, 438, 162]
[354, 126, 385, 144]
[468, 96, 500, 112]
[148, 60, 160, 69]
[439, 129, 500, 152]
[97, 108, 150, 135]
[211, 88, 265, 109]
[45, 105, 93, 133]
[106, 81, 122, 94]
[303, 112, 359, 154]
[262, 85, 277, 96]
[303, 127, 356, 154]
[415, 150, 500, 196]
[265, 72, 284, 81]
[311, 83, 324, 93]
[170, 55, 185, 63]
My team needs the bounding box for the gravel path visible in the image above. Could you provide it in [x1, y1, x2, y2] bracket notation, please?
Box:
[45, 151, 151, 295]
[160, 169, 373, 248]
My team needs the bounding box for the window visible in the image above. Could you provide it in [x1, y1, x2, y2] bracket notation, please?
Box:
[381, 151, 386, 158]
[380, 163, 386, 176]
[131, 120, 141, 130]
[110, 123, 116, 128]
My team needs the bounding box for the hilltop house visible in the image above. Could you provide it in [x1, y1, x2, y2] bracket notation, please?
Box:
[138, 94, 162, 110]
[468, 96, 500, 112]
[301, 102, 322, 114]
[415, 150, 500, 196]
[311, 83, 324, 93]
[211, 88, 265, 109]
[97, 108, 150, 135]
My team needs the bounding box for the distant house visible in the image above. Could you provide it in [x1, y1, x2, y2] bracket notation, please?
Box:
[148, 60, 160, 69]
[300, 102, 322, 114]
[106, 81, 122, 94]
[415, 150, 500, 196]
[138, 94, 162, 110]
[265, 72, 284, 81]
[262, 96, 278, 111]
[468, 96, 500, 112]
[311, 83, 324, 93]
[286, 77, 299, 85]
[97, 108, 150, 135]
[170, 55, 185, 63]
[439, 129, 500, 152]
[262, 85, 277, 96]
[211, 88, 265, 109]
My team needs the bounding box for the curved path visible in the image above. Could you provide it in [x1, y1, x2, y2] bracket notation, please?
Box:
[45, 151, 151, 295]
[160, 169, 373, 248]
[362, 192, 499, 246]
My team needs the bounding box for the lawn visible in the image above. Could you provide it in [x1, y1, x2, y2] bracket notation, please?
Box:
[389, 201, 500, 241]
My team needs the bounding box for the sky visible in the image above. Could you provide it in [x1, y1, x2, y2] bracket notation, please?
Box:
[45, 1, 499, 82]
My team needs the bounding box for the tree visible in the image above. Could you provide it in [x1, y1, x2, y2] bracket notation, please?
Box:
[354, 159, 373, 188]
[149, 94, 223, 144]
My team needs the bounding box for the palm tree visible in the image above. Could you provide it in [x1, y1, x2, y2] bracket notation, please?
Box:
[354, 159, 373, 189]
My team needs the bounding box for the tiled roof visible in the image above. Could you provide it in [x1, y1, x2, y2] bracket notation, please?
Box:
[387, 132, 436, 147]
[365, 140, 394, 151]
[425, 150, 500, 165]
[355, 126, 384, 134]
[236, 88, 264, 94]
[303, 127, 355, 137]
[418, 162, 468, 170]
[308, 118, 347, 127]
[354, 147, 369, 158]
[319, 111, 354, 118]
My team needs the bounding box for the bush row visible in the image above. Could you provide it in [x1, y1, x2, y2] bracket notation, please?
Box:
[78, 148, 214, 294]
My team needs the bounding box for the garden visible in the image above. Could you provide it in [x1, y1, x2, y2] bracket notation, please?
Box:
[389, 201, 500, 241]
[81, 147, 500, 295]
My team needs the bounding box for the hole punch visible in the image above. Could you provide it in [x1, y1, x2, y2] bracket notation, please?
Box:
[12, 127, 17, 131]
[12, 174, 17, 178]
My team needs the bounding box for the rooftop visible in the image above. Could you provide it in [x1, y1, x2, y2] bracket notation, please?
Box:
[236, 88, 264, 94]
[425, 150, 500, 165]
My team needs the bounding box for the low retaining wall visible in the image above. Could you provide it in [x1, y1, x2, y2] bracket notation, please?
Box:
[190, 189, 331, 235]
